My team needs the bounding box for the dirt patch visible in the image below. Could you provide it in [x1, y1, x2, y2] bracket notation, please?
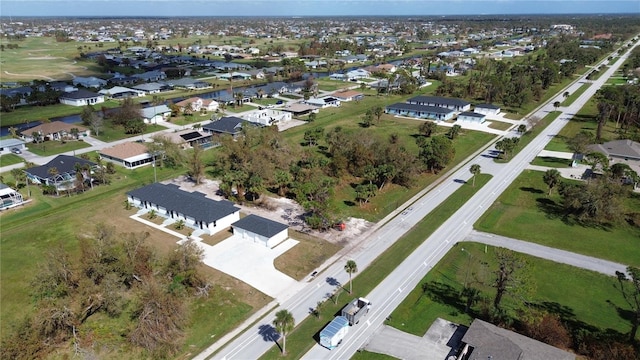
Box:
[165, 176, 376, 245]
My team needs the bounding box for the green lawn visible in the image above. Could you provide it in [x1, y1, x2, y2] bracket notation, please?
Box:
[1, 100, 122, 127]
[260, 174, 493, 360]
[474, 170, 640, 266]
[93, 123, 168, 142]
[225, 103, 259, 113]
[560, 83, 590, 106]
[606, 77, 629, 85]
[0, 153, 24, 167]
[496, 111, 560, 163]
[25, 139, 91, 156]
[388, 242, 637, 340]
[530, 156, 572, 168]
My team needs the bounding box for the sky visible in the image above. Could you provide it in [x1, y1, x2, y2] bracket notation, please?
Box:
[0, 0, 638, 17]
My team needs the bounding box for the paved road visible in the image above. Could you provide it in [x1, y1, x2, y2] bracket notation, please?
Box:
[464, 230, 627, 276]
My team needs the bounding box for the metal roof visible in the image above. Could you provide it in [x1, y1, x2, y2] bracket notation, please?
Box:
[386, 103, 455, 114]
[407, 95, 470, 107]
[320, 316, 349, 338]
[232, 214, 288, 238]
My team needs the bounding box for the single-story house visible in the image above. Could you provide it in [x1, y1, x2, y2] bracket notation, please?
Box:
[98, 86, 145, 99]
[166, 78, 211, 90]
[132, 70, 166, 82]
[158, 129, 213, 149]
[24, 155, 96, 191]
[346, 68, 371, 80]
[202, 116, 256, 139]
[217, 72, 252, 81]
[305, 96, 341, 108]
[175, 97, 219, 113]
[126, 183, 240, 235]
[474, 103, 501, 116]
[587, 139, 640, 175]
[329, 73, 347, 81]
[0, 183, 25, 210]
[407, 96, 471, 112]
[231, 214, 289, 248]
[332, 90, 364, 102]
[72, 76, 107, 88]
[99, 142, 153, 169]
[457, 111, 486, 124]
[0, 138, 26, 155]
[458, 319, 575, 360]
[243, 109, 292, 126]
[132, 82, 170, 94]
[385, 103, 455, 121]
[23, 121, 89, 142]
[280, 103, 318, 117]
[59, 90, 105, 107]
[140, 105, 172, 124]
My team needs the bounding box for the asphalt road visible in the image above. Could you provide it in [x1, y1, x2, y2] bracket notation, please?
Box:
[202, 39, 639, 360]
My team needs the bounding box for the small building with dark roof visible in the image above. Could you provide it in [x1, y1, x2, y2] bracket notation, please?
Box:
[231, 214, 289, 248]
[126, 183, 240, 235]
[407, 95, 471, 112]
[474, 103, 501, 116]
[459, 319, 575, 360]
[59, 89, 105, 107]
[587, 139, 640, 175]
[201, 116, 257, 139]
[385, 103, 455, 121]
[457, 111, 487, 124]
[24, 155, 96, 191]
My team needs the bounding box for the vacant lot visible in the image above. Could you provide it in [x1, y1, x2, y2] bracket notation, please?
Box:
[474, 170, 640, 266]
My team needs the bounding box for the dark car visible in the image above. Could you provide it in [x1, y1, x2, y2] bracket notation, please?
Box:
[276, 100, 284, 105]
[10, 147, 22, 154]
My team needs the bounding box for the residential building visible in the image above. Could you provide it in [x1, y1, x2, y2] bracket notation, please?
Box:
[305, 96, 341, 108]
[457, 111, 486, 124]
[99, 142, 153, 169]
[0, 138, 26, 155]
[385, 103, 455, 121]
[157, 129, 213, 149]
[98, 86, 145, 99]
[231, 214, 289, 248]
[22, 121, 89, 142]
[202, 116, 256, 139]
[332, 90, 364, 102]
[474, 103, 501, 116]
[72, 76, 107, 88]
[242, 109, 292, 126]
[24, 155, 96, 191]
[407, 95, 471, 112]
[140, 105, 172, 124]
[587, 139, 640, 174]
[175, 97, 219, 113]
[0, 183, 25, 211]
[132, 82, 170, 94]
[59, 90, 105, 107]
[126, 183, 240, 236]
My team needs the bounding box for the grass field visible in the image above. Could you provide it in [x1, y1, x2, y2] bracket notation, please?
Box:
[560, 83, 590, 106]
[474, 170, 640, 266]
[487, 120, 514, 131]
[529, 156, 572, 168]
[0, 100, 122, 128]
[93, 123, 168, 142]
[387, 241, 636, 340]
[259, 174, 493, 359]
[496, 111, 560, 163]
[0, 153, 24, 167]
[27, 139, 91, 156]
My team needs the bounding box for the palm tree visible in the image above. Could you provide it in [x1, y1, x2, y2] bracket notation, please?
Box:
[48, 167, 60, 196]
[553, 101, 561, 110]
[469, 164, 481, 187]
[344, 260, 358, 294]
[8, 126, 18, 139]
[543, 169, 561, 196]
[273, 309, 294, 355]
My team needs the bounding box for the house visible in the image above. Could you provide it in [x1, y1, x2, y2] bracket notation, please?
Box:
[458, 319, 575, 360]
[24, 155, 96, 191]
[99, 142, 153, 169]
[156, 129, 213, 149]
[385, 103, 455, 121]
[346, 68, 371, 80]
[126, 183, 240, 236]
[0, 183, 25, 211]
[474, 103, 501, 116]
[23, 121, 89, 142]
[132, 82, 170, 95]
[305, 96, 341, 108]
[202, 116, 257, 139]
[98, 86, 145, 99]
[329, 73, 347, 81]
[59, 90, 105, 107]
[72, 76, 107, 88]
[242, 109, 292, 126]
[280, 103, 318, 117]
[166, 78, 211, 90]
[175, 97, 219, 113]
[407, 95, 471, 112]
[132, 70, 167, 82]
[231, 214, 289, 248]
[332, 90, 364, 102]
[587, 139, 640, 175]
[0, 138, 26, 155]
[457, 111, 486, 124]
[140, 105, 172, 124]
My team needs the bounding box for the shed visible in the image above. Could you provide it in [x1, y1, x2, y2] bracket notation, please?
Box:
[232, 214, 288, 248]
[474, 103, 501, 116]
[319, 316, 349, 350]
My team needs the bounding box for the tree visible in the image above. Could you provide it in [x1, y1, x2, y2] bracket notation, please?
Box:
[563, 91, 570, 100]
[614, 267, 640, 342]
[543, 169, 561, 195]
[361, 109, 374, 127]
[553, 101, 561, 110]
[372, 105, 384, 124]
[447, 124, 461, 140]
[559, 179, 624, 225]
[344, 260, 358, 294]
[187, 144, 205, 185]
[567, 131, 593, 159]
[469, 164, 481, 187]
[80, 105, 96, 126]
[307, 112, 317, 122]
[273, 309, 294, 355]
[418, 135, 455, 174]
[517, 124, 527, 134]
[492, 248, 528, 311]
[495, 137, 519, 160]
[419, 121, 437, 137]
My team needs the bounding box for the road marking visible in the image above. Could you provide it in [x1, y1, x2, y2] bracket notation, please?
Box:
[398, 287, 402, 292]
[366, 320, 371, 326]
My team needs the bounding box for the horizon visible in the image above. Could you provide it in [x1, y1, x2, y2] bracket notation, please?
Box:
[1, 0, 638, 17]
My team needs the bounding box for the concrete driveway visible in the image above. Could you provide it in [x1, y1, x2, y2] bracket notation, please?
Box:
[199, 237, 301, 300]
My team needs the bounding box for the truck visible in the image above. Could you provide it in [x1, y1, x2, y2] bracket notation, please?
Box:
[341, 297, 370, 325]
[319, 316, 349, 349]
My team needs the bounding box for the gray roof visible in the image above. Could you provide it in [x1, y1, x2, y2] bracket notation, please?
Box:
[232, 214, 288, 238]
[407, 95, 470, 107]
[587, 139, 640, 160]
[461, 319, 575, 360]
[475, 103, 500, 109]
[59, 89, 102, 100]
[140, 105, 171, 119]
[386, 103, 455, 114]
[202, 116, 255, 135]
[25, 155, 96, 180]
[459, 111, 486, 118]
[320, 316, 349, 338]
[127, 183, 240, 223]
[0, 138, 26, 148]
[132, 83, 167, 92]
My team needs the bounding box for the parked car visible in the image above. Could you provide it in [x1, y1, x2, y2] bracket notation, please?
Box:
[276, 100, 284, 105]
[10, 148, 22, 154]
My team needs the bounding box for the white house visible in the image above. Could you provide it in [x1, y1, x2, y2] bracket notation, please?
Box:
[98, 86, 145, 99]
[0, 183, 25, 211]
[126, 183, 240, 236]
[232, 214, 288, 248]
[474, 103, 501, 116]
[0, 138, 26, 155]
[59, 90, 105, 107]
[305, 96, 341, 108]
[242, 109, 292, 126]
[73, 76, 107, 88]
[99, 142, 154, 169]
[175, 97, 219, 113]
[140, 105, 172, 124]
[457, 111, 487, 124]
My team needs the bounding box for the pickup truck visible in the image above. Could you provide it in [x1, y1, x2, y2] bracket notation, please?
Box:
[341, 297, 370, 325]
